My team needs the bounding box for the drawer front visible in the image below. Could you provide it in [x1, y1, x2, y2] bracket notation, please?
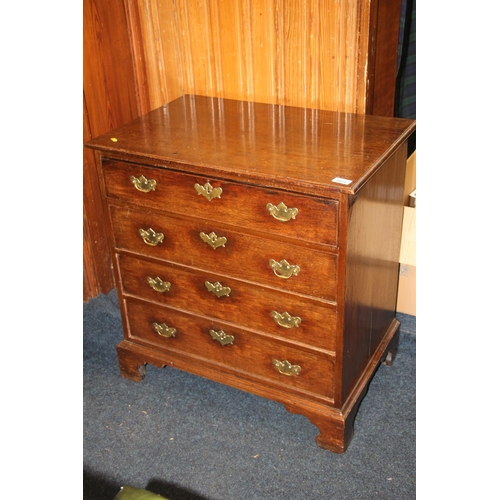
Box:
[102, 159, 339, 248]
[110, 205, 338, 301]
[125, 298, 335, 399]
[118, 254, 337, 353]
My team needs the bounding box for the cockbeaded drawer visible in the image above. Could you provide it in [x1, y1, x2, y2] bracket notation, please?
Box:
[102, 159, 339, 248]
[125, 297, 336, 400]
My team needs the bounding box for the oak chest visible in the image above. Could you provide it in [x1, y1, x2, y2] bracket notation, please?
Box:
[86, 95, 416, 453]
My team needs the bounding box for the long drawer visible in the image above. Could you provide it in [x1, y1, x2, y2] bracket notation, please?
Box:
[102, 159, 339, 248]
[110, 205, 338, 301]
[118, 254, 337, 353]
[125, 298, 336, 399]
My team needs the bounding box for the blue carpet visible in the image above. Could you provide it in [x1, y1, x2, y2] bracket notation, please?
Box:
[84, 290, 416, 500]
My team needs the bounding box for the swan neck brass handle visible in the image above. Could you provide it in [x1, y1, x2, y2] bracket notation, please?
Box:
[139, 228, 164, 246]
[200, 231, 227, 250]
[131, 175, 157, 193]
[272, 359, 301, 376]
[147, 276, 171, 293]
[205, 281, 231, 298]
[271, 311, 302, 328]
[194, 181, 223, 201]
[269, 259, 300, 278]
[266, 202, 298, 222]
[209, 328, 235, 346]
[153, 322, 176, 338]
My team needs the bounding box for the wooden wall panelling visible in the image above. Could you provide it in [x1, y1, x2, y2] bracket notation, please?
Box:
[127, 0, 184, 113]
[129, 0, 389, 114]
[365, 0, 403, 116]
[83, 0, 138, 135]
[83, 95, 113, 301]
[176, 0, 215, 98]
[123, 0, 153, 116]
[83, 0, 140, 301]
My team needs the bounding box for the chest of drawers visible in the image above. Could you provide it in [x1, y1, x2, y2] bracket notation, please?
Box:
[86, 95, 416, 453]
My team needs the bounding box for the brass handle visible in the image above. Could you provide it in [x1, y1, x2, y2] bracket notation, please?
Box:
[205, 281, 231, 298]
[200, 231, 227, 250]
[153, 322, 176, 338]
[131, 175, 157, 193]
[272, 359, 301, 376]
[271, 311, 302, 328]
[266, 202, 298, 222]
[209, 328, 235, 346]
[139, 228, 164, 246]
[269, 259, 300, 279]
[147, 276, 171, 293]
[194, 181, 223, 201]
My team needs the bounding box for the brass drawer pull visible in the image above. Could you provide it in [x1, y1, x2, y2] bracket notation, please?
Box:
[266, 202, 298, 222]
[147, 276, 171, 293]
[209, 328, 235, 346]
[269, 259, 300, 279]
[131, 175, 157, 193]
[200, 231, 227, 250]
[194, 181, 223, 201]
[139, 228, 164, 246]
[271, 311, 302, 328]
[153, 322, 176, 338]
[205, 281, 231, 298]
[272, 359, 301, 376]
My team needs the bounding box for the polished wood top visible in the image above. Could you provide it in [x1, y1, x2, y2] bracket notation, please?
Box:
[87, 94, 415, 196]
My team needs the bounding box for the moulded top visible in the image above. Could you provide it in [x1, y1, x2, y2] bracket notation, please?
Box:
[86, 94, 416, 197]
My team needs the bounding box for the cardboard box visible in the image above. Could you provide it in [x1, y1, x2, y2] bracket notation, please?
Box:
[397, 264, 416, 316]
[397, 193, 416, 316]
[409, 189, 416, 208]
[404, 151, 416, 206]
[399, 206, 416, 266]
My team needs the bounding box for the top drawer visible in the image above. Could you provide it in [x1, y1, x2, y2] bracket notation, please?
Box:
[101, 159, 339, 248]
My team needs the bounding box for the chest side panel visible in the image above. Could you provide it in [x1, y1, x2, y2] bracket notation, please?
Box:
[340, 143, 407, 403]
